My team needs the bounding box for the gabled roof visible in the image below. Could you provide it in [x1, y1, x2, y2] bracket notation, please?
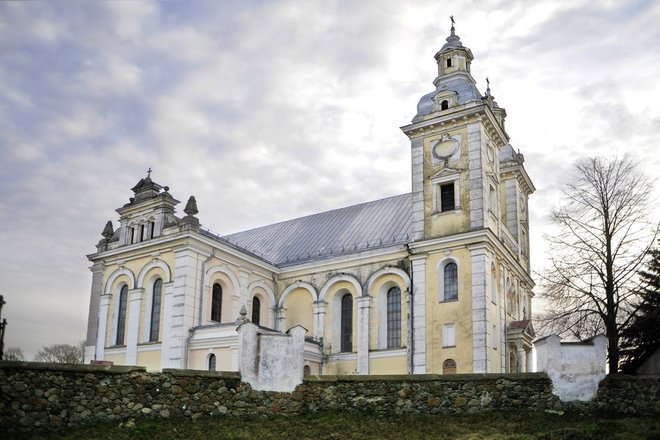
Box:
[219, 193, 412, 267]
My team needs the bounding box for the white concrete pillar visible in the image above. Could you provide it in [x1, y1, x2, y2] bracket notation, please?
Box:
[125, 288, 143, 365]
[236, 268, 250, 318]
[312, 301, 326, 340]
[471, 246, 488, 373]
[526, 347, 533, 373]
[95, 295, 110, 360]
[357, 296, 371, 374]
[160, 281, 174, 368]
[275, 308, 286, 332]
[516, 341, 525, 373]
[410, 256, 426, 373]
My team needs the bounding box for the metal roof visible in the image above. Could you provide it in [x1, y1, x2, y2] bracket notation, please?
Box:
[219, 193, 412, 267]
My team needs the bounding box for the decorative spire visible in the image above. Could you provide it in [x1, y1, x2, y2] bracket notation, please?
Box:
[184, 196, 199, 216]
[101, 221, 114, 239]
[147, 167, 152, 178]
[450, 15, 456, 35]
[486, 77, 491, 97]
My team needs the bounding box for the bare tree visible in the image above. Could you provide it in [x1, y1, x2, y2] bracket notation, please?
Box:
[34, 342, 84, 364]
[537, 155, 658, 372]
[3, 346, 25, 361]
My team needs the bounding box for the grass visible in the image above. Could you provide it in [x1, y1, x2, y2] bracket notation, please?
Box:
[8, 411, 660, 440]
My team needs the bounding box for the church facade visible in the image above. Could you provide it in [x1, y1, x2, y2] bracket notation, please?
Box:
[84, 26, 535, 375]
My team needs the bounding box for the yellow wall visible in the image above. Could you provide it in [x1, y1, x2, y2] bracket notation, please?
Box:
[188, 347, 233, 371]
[283, 288, 313, 332]
[104, 353, 125, 365]
[369, 355, 407, 374]
[137, 348, 161, 371]
[324, 359, 357, 375]
[425, 249, 473, 374]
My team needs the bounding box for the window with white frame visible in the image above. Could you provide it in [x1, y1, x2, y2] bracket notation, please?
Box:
[149, 278, 162, 342]
[116, 285, 128, 345]
[442, 323, 456, 347]
[208, 353, 216, 371]
[432, 175, 460, 214]
[211, 283, 222, 322]
[386, 286, 402, 348]
[340, 293, 353, 352]
[251, 296, 261, 325]
[440, 261, 458, 301]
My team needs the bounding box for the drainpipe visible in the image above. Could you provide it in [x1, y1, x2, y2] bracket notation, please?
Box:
[405, 245, 414, 374]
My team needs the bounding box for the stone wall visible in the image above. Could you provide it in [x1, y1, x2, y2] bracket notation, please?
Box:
[1, 362, 658, 434]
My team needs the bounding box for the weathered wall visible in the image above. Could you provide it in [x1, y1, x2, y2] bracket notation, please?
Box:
[1, 362, 658, 435]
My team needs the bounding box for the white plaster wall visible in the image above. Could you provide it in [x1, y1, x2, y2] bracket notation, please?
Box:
[237, 322, 306, 392]
[535, 334, 607, 402]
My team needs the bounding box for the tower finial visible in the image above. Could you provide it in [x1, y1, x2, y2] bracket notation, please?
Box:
[147, 167, 152, 178]
[450, 15, 456, 34]
[486, 77, 491, 96]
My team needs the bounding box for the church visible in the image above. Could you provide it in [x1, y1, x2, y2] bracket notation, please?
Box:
[84, 24, 535, 376]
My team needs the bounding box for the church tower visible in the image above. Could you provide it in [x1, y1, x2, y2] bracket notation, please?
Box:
[402, 21, 535, 375]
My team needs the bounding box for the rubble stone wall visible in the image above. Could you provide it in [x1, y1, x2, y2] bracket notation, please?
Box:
[1, 362, 658, 434]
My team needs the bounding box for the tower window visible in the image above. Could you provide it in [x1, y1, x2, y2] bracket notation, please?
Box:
[440, 183, 455, 211]
[386, 286, 402, 348]
[211, 283, 222, 322]
[340, 293, 353, 352]
[446, 58, 452, 68]
[252, 296, 261, 326]
[443, 262, 458, 301]
[441, 100, 449, 111]
[150, 221, 155, 239]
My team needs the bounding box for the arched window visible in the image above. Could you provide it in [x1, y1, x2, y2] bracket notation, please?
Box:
[211, 283, 222, 322]
[340, 293, 353, 352]
[208, 353, 216, 371]
[443, 262, 458, 301]
[149, 278, 162, 342]
[303, 365, 311, 376]
[386, 286, 401, 348]
[116, 285, 128, 345]
[441, 100, 449, 111]
[443, 359, 457, 374]
[252, 296, 261, 325]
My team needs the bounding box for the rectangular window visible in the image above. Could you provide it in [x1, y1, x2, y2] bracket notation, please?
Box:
[140, 224, 145, 242]
[440, 183, 455, 211]
[442, 323, 456, 347]
[150, 221, 155, 239]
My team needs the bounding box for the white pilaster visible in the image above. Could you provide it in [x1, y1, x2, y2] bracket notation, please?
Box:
[237, 267, 250, 318]
[275, 308, 286, 332]
[516, 340, 525, 373]
[312, 301, 326, 340]
[125, 288, 143, 365]
[467, 122, 485, 230]
[471, 246, 488, 373]
[167, 248, 201, 369]
[96, 295, 110, 360]
[411, 256, 427, 373]
[410, 137, 425, 241]
[160, 281, 174, 368]
[357, 296, 371, 374]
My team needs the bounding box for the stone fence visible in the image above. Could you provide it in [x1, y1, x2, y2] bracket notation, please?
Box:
[1, 362, 658, 434]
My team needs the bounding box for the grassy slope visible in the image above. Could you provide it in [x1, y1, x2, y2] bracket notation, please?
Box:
[9, 412, 660, 440]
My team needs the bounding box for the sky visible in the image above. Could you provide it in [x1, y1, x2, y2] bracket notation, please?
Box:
[1, 0, 659, 360]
